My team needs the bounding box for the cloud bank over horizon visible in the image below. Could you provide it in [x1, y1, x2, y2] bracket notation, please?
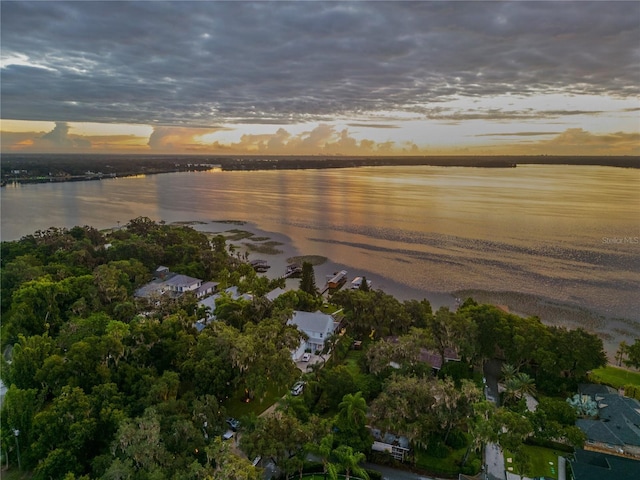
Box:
[1, 1, 638, 155]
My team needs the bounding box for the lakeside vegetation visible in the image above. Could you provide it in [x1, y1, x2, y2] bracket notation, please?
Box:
[287, 255, 328, 266]
[2, 154, 638, 186]
[0, 218, 634, 479]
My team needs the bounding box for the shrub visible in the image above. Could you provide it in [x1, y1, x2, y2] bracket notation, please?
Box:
[461, 458, 482, 475]
[624, 383, 640, 400]
[365, 469, 383, 480]
[426, 440, 449, 458]
[445, 429, 467, 450]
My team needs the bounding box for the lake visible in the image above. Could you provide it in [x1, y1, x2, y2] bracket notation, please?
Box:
[2, 164, 639, 322]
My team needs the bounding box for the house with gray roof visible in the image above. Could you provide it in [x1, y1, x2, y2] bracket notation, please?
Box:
[195, 286, 253, 327]
[164, 274, 202, 294]
[287, 310, 340, 360]
[569, 448, 640, 480]
[265, 287, 286, 302]
[370, 428, 411, 462]
[575, 384, 640, 458]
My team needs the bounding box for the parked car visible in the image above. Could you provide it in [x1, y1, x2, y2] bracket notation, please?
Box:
[226, 417, 240, 431]
[291, 381, 305, 396]
[222, 430, 234, 441]
[301, 353, 311, 362]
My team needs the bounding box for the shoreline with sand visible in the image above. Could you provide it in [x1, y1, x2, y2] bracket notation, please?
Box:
[184, 220, 638, 360]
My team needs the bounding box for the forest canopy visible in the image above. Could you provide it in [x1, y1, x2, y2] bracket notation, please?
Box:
[0, 218, 609, 479]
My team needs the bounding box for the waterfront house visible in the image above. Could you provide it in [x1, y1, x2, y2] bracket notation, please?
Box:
[164, 274, 202, 294]
[195, 281, 219, 298]
[287, 310, 340, 360]
[136, 268, 217, 300]
[575, 384, 640, 458]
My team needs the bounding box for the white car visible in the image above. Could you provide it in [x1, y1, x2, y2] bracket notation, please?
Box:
[301, 353, 311, 362]
[291, 381, 305, 396]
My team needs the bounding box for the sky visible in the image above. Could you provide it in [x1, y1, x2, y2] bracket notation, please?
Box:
[1, 1, 639, 156]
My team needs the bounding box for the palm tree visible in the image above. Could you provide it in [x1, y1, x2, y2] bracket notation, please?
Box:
[332, 445, 369, 480]
[501, 362, 518, 382]
[305, 434, 336, 480]
[504, 372, 536, 405]
[338, 392, 367, 429]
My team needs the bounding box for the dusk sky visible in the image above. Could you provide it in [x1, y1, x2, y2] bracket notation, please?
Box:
[1, 1, 639, 156]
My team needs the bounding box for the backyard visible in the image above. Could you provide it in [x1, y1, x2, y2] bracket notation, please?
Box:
[504, 445, 560, 479]
[224, 382, 289, 420]
[414, 443, 481, 477]
[589, 365, 640, 389]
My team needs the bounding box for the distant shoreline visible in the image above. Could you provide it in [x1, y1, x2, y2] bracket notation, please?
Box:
[2, 154, 638, 186]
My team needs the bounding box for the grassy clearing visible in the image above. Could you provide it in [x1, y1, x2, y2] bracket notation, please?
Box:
[505, 445, 559, 479]
[343, 350, 364, 378]
[414, 444, 479, 476]
[223, 382, 288, 420]
[319, 303, 342, 315]
[589, 365, 640, 389]
[287, 255, 328, 266]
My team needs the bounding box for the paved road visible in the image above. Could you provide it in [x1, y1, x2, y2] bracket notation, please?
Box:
[484, 359, 505, 480]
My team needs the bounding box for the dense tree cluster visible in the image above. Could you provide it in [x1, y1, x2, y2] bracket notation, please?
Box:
[0, 219, 299, 479]
[0, 219, 608, 478]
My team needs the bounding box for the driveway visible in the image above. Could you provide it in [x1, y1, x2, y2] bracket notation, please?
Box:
[483, 359, 506, 480]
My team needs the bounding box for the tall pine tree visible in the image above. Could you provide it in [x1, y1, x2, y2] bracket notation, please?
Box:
[299, 262, 317, 296]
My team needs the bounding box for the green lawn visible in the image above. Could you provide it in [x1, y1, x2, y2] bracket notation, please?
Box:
[505, 445, 560, 479]
[343, 350, 364, 377]
[223, 382, 288, 419]
[414, 445, 480, 476]
[589, 365, 640, 389]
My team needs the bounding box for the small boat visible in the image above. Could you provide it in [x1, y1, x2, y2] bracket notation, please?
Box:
[350, 276, 372, 290]
[326, 270, 347, 289]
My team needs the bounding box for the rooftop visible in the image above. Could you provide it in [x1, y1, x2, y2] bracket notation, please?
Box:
[570, 449, 640, 480]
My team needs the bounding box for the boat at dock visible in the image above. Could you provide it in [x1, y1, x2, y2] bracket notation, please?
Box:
[326, 270, 348, 289]
[284, 263, 302, 278]
[350, 276, 372, 290]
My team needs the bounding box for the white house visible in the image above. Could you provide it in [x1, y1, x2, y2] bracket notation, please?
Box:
[287, 310, 339, 360]
[164, 274, 202, 294]
[195, 281, 219, 298]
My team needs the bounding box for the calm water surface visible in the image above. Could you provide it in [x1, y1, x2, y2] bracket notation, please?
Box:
[2, 165, 639, 319]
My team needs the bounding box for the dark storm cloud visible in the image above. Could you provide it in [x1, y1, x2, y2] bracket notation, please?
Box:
[1, 1, 638, 125]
